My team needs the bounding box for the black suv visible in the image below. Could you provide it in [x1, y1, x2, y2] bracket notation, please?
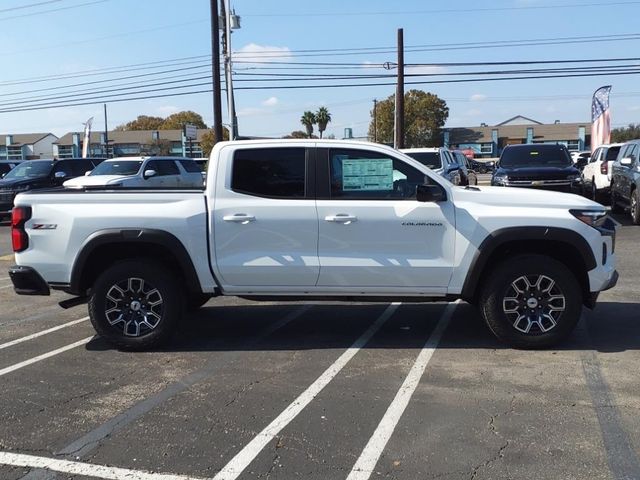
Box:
[0, 158, 104, 219]
[610, 139, 640, 224]
[491, 144, 581, 192]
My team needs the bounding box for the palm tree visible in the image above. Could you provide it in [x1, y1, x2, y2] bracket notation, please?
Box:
[300, 111, 316, 138]
[316, 107, 332, 139]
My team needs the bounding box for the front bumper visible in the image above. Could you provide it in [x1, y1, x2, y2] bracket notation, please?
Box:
[585, 270, 618, 309]
[8, 265, 50, 295]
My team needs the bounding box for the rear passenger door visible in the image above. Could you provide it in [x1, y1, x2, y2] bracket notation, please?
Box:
[212, 146, 319, 287]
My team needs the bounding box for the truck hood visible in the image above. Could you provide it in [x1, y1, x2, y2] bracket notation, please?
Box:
[452, 185, 603, 210]
[0, 177, 45, 189]
[63, 175, 132, 188]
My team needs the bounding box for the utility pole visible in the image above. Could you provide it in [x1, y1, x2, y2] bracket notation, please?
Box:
[210, 0, 223, 143]
[394, 28, 405, 149]
[373, 99, 377, 143]
[221, 0, 239, 140]
[103, 103, 109, 158]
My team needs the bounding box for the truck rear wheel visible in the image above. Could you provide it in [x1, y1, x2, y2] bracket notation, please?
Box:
[479, 255, 582, 349]
[88, 260, 183, 350]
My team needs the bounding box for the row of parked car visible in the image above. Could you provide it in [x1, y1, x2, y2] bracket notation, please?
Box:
[399, 147, 496, 187]
[0, 156, 205, 219]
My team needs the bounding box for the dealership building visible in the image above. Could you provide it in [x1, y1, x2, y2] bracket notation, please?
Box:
[445, 116, 591, 158]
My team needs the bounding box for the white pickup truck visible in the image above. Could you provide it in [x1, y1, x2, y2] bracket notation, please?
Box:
[8, 140, 618, 350]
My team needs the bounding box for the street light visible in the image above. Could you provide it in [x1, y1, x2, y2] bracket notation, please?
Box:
[220, 0, 241, 139]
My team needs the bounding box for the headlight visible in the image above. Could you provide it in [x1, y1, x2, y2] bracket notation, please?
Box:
[12, 185, 30, 192]
[570, 209, 608, 228]
[567, 174, 581, 182]
[492, 174, 508, 185]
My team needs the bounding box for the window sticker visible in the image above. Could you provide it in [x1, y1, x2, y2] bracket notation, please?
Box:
[342, 158, 393, 191]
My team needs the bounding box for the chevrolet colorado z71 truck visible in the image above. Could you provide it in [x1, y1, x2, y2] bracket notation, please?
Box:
[8, 140, 618, 350]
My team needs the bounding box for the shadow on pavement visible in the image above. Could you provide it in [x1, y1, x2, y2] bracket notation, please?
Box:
[85, 300, 640, 353]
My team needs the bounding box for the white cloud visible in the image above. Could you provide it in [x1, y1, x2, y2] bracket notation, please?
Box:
[156, 105, 180, 116]
[262, 96, 278, 107]
[234, 43, 292, 64]
[470, 94, 487, 102]
[405, 65, 447, 75]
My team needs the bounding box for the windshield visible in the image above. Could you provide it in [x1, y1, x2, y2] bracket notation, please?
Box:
[404, 152, 442, 169]
[90, 160, 143, 176]
[500, 147, 572, 168]
[2, 161, 52, 180]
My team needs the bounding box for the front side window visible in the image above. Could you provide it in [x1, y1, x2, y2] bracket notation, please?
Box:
[147, 160, 180, 176]
[329, 148, 431, 200]
[404, 151, 442, 170]
[231, 148, 306, 199]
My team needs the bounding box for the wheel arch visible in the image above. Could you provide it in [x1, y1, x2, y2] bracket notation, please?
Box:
[70, 229, 207, 297]
[462, 227, 596, 306]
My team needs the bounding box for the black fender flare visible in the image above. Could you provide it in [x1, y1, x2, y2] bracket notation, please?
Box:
[461, 226, 596, 301]
[69, 228, 205, 295]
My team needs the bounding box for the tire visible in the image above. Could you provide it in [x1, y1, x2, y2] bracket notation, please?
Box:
[479, 254, 582, 349]
[610, 186, 624, 213]
[591, 180, 598, 202]
[88, 260, 183, 350]
[631, 189, 640, 225]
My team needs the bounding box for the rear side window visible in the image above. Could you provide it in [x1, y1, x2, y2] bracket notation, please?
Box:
[404, 151, 441, 169]
[231, 148, 306, 199]
[605, 146, 621, 161]
[179, 159, 202, 173]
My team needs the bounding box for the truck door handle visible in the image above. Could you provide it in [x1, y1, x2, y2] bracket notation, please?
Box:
[325, 214, 357, 224]
[223, 214, 255, 223]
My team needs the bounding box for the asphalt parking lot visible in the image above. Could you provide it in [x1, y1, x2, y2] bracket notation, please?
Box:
[0, 210, 638, 480]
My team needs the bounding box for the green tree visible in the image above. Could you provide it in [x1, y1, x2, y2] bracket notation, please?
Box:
[161, 111, 208, 130]
[114, 115, 164, 131]
[611, 123, 640, 143]
[368, 90, 449, 147]
[315, 107, 332, 138]
[199, 128, 229, 158]
[283, 130, 311, 139]
[300, 111, 316, 138]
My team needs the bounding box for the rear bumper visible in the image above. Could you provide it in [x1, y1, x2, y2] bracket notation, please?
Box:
[8, 265, 50, 295]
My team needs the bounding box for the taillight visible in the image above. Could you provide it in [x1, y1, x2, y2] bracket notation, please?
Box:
[11, 206, 31, 252]
[600, 162, 608, 175]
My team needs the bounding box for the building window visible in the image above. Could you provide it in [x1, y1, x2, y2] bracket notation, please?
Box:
[480, 143, 493, 154]
[566, 140, 580, 151]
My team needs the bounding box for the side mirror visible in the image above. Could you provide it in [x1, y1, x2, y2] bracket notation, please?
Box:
[417, 184, 446, 203]
[54, 171, 67, 179]
[143, 169, 157, 179]
[620, 157, 633, 166]
[84, 171, 91, 176]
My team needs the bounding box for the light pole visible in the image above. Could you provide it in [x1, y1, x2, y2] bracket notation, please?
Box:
[221, 0, 241, 140]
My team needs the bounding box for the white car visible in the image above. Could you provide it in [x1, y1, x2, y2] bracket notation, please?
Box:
[581, 143, 624, 201]
[63, 156, 204, 189]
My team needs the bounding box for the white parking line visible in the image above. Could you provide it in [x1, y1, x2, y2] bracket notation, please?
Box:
[0, 317, 89, 351]
[0, 336, 93, 377]
[0, 451, 207, 480]
[212, 302, 401, 480]
[346, 301, 459, 480]
[0, 276, 10, 281]
[0, 284, 13, 290]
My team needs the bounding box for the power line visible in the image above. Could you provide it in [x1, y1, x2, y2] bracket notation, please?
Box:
[0, 0, 62, 14]
[0, 0, 110, 22]
[242, 1, 640, 17]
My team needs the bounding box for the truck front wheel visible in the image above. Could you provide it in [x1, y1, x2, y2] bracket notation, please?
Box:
[479, 255, 582, 349]
[88, 260, 183, 350]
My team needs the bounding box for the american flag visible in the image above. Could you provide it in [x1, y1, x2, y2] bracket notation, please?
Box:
[591, 86, 611, 152]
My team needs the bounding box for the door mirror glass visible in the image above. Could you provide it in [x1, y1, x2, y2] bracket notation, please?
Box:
[620, 157, 633, 166]
[416, 184, 446, 203]
[143, 169, 157, 179]
[54, 171, 67, 179]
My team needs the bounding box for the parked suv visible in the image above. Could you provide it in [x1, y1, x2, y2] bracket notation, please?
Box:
[610, 139, 640, 224]
[63, 156, 204, 189]
[581, 143, 624, 201]
[400, 147, 462, 185]
[492, 144, 581, 192]
[451, 150, 478, 186]
[0, 158, 103, 219]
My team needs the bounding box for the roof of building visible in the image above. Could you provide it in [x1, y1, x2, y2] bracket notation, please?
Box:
[496, 115, 543, 126]
[55, 129, 210, 145]
[2, 133, 57, 146]
[449, 122, 591, 144]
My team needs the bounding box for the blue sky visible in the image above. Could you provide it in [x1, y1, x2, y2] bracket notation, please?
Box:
[1, 0, 639, 139]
